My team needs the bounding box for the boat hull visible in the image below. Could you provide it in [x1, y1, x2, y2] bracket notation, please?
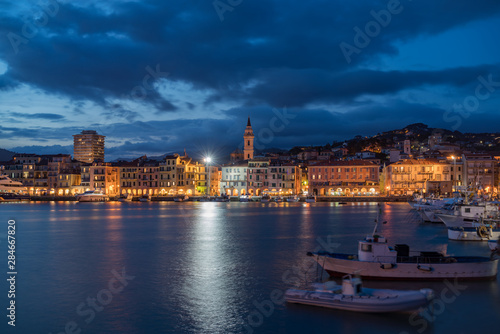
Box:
[448, 227, 500, 241]
[312, 254, 498, 281]
[436, 214, 478, 228]
[285, 288, 432, 313]
[78, 196, 108, 202]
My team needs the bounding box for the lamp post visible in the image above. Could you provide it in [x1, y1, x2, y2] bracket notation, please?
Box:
[204, 157, 212, 196]
[451, 156, 456, 192]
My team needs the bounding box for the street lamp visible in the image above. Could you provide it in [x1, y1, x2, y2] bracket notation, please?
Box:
[204, 157, 212, 196]
[451, 156, 456, 192]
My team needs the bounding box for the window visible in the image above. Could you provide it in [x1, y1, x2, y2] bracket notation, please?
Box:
[361, 244, 372, 252]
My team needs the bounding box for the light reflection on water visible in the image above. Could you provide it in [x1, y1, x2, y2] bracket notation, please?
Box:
[0, 202, 498, 334]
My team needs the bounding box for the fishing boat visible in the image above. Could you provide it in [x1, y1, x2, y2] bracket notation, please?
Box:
[117, 193, 133, 202]
[305, 195, 316, 203]
[436, 203, 500, 228]
[174, 195, 189, 202]
[261, 194, 271, 203]
[448, 224, 500, 241]
[76, 190, 109, 202]
[488, 238, 499, 251]
[139, 195, 151, 202]
[286, 195, 300, 202]
[215, 195, 230, 202]
[285, 275, 434, 313]
[239, 195, 249, 202]
[308, 220, 498, 280]
[274, 196, 283, 202]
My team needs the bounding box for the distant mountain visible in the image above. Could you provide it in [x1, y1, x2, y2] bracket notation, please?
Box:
[0, 148, 16, 161]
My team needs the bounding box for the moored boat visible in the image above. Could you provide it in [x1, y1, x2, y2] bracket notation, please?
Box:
[0, 175, 27, 194]
[76, 190, 109, 202]
[118, 193, 133, 202]
[239, 195, 249, 202]
[174, 195, 189, 202]
[305, 195, 316, 203]
[309, 232, 498, 280]
[139, 195, 151, 202]
[261, 194, 271, 203]
[286, 195, 300, 202]
[448, 225, 500, 241]
[285, 275, 434, 313]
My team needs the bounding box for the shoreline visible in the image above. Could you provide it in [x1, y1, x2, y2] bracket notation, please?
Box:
[8, 195, 411, 203]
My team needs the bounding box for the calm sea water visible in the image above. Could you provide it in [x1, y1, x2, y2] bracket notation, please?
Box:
[0, 201, 499, 334]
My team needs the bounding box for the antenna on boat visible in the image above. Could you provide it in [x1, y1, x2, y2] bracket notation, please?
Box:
[372, 204, 381, 236]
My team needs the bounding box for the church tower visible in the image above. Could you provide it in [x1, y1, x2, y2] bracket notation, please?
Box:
[243, 117, 254, 160]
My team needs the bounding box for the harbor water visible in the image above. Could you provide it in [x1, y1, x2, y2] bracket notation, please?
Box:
[1, 202, 499, 333]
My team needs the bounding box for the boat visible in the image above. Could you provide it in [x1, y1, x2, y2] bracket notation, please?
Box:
[239, 195, 249, 202]
[174, 195, 189, 202]
[139, 195, 151, 202]
[261, 194, 271, 203]
[215, 195, 230, 202]
[305, 195, 316, 203]
[285, 275, 434, 313]
[488, 238, 499, 251]
[118, 193, 133, 202]
[76, 190, 109, 202]
[448, 224, 500, 241]
[274, 196, 283, 202]
[436, 202, 500, 228]
[286, 195, 300, 202]
[0, 175, 27, 194]
[308, 221, 498, 280]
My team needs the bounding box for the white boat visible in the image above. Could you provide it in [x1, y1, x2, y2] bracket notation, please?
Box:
[174, 195, 189, 202]
[274, 196, 283, 202]
[261, 194, 271, 203]
[488, 238, 499, 251]
[436, 203, 500, 228]
[448, 224, 500, 241]
[118, 193, 133, 202]
[0, 175, 27, 194]
[239, 195, 249, 202]
[286, 195, 300, 202]
[305, 195, 316, 203]
[139, 195, 151, 202]
[76, 190, 109, 202]
[309, 227, 498, 280]
[215, 195, 230, 202]
[285, 275, 434, 313]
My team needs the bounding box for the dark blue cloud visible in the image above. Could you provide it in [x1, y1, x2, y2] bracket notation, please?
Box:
[1, 0, 500, 158]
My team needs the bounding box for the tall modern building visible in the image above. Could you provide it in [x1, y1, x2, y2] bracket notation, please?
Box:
[73, 130, 105, 163]
[243, 117, 254, 160]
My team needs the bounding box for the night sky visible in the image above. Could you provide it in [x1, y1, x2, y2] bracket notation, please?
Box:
[1, 0, 500, 161]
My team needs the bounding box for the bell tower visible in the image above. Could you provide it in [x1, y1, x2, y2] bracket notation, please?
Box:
[243, 117, 254, 160]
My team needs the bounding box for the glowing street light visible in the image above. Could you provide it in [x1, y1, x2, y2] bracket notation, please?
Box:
[204, 157, 212, 196]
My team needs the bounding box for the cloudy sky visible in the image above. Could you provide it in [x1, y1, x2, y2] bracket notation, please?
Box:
[1, 0, 500, 161]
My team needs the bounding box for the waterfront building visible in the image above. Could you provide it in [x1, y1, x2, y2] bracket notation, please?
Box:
[73, 130, 105, 163]
[462, 153, 497, 194]
[159, 154, 181, 195]
[137, 160, 159, 196]
[4, 154, 73, 195]
[308, 160, 379, 196]
[267, 161, 302, 195]
[221, 161, 248, 196]
[247, 157, 270, 196]
[89, 162, 119, 196]
[384, 159, 452, 196]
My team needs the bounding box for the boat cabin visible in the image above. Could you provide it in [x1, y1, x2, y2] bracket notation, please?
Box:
[358, 235, 397, 264]
[341, 276, 362, 296]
